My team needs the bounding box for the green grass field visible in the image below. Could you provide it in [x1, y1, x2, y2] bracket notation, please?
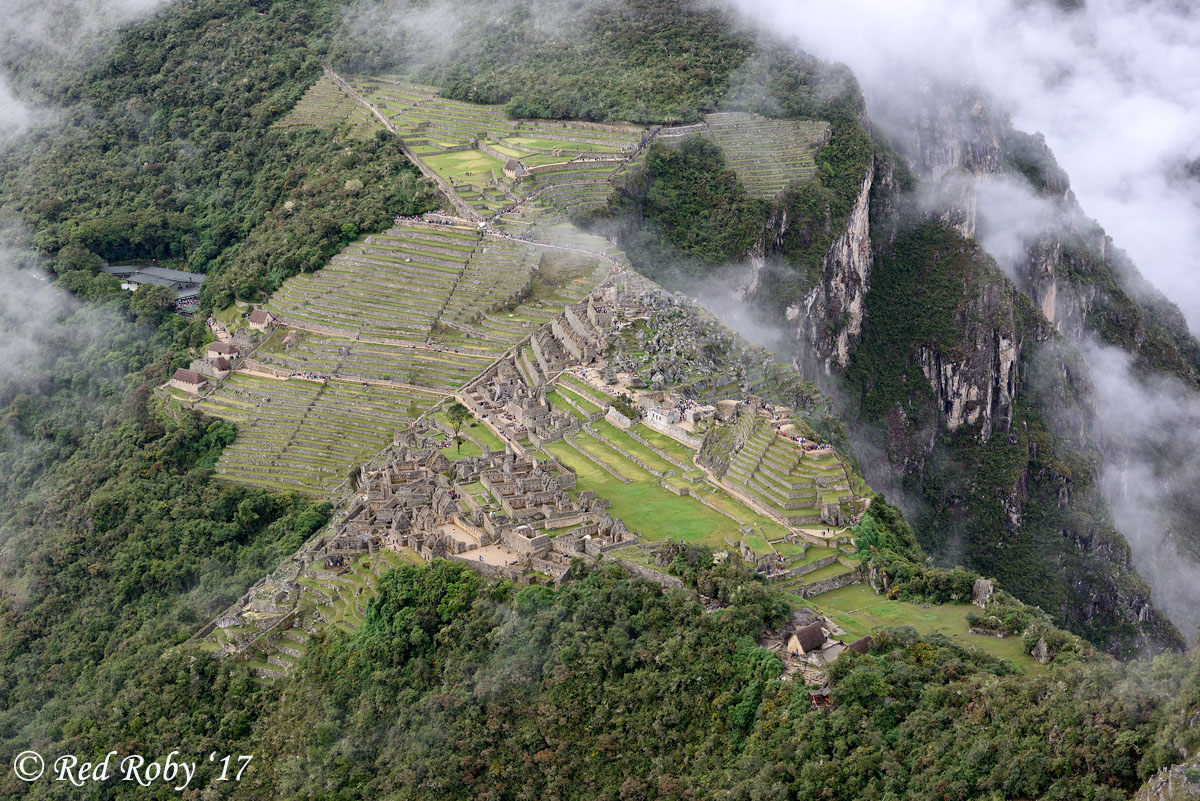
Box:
[424, 149, 506, 185]
[632, 424, 698, 465]
[543, 441, 752, 549]
[502, 136, 616, 153]
[687, 483, 790, 541]
[806, 584, 1038, 671]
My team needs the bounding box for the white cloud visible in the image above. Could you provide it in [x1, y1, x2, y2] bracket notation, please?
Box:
[727, 0, 1200, 330]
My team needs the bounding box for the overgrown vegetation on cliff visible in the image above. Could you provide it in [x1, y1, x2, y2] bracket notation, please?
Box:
[334, 0, 756, 124]
[844, 220, 1182, 655]
[597, 45, 874, 308]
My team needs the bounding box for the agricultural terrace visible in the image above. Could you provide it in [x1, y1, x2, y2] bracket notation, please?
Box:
[272, 73, 384, 139]
[205, 221, 609, 495]
[344, 75, 647, 216]
[541, 436, 767, 551]
[660, 111, 830, 200]
[196, 372, 439, 495]
[262, 221, 604, 348]
[254, 330, 495, 391]
[536, 409, 806, 553]
[723, 418, 863, 527]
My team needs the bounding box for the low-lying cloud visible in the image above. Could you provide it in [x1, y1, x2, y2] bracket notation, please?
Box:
[728, 0, 1200, 331]
[0, 0, 178, 148]
[1082, 340, 1200, 643]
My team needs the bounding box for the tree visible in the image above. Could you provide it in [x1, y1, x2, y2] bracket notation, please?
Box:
[130, 283, 175, 323]
[446, 401, 473, 454]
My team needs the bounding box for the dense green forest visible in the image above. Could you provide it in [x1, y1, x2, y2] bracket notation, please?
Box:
[1, 0, 1199, 798]
[334, 0, 757, 123]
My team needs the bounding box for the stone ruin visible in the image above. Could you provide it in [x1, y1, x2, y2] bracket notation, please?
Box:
[201, 424, 642, 663]
[462, 283, 622, 446]
[462, 357, 579, 446]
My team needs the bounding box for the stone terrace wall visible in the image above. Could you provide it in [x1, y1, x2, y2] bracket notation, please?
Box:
[644, 416, 702, 449]
[793, 565, 865, 598]
[614, 559, 685, 590]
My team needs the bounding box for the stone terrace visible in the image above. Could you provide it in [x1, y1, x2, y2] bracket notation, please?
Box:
[722, 416, 862, 528]
[273, 73, 385, 139]
[659, 111, 830, 200]
[197, 372, 439, 495]
[265, 222, 482, 341]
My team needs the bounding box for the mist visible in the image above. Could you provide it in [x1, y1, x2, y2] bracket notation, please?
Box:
[1082, 340, 1200, 643]
[727, 0, 1200, 331]
[706, 0, 1200, 639]
[0, 0, 178, 147]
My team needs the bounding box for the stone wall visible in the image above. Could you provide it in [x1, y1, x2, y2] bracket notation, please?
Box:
[564, 436, 630, 483]
[793, 565, 865, 598]
[614, 559, 685, 590]
[585, 538, 638, 557]
[625, 426, 691, 470]
[501, 527, 551, 555]
[644, 416, 702, 449]
[606, 407, 635, 429]
[586, 425, 668, 478]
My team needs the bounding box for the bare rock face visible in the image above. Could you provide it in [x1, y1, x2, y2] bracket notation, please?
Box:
[915, 282, 1019, 442]
[1030, 636, 1051, 664]
[972, 578, 994, 608]
[896, 83, 1200, 383]
[786, 165, 875, 375]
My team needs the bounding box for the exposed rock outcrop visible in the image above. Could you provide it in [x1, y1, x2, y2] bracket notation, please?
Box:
[784, 165, 874, 375]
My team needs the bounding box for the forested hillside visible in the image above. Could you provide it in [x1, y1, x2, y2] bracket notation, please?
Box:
[1, 1, 1199, 799]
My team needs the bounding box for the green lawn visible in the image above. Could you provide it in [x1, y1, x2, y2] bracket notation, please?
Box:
[797, 563, 852, 584]
[554, 384, 604, 416]
[543, 441, 746, 548]
[592, 420, 677, 474]
[632, 424, 697, 464]
[442, 437, 483, 460]
[466, 420, 506, 451]
[805, 583, 1038, 671]
[423, 149, 506, 186]
[687, 483, 790, 541]
[794, 546, 839, 565]
[546, 389, 586, 421]
[502, 136, 618, 153]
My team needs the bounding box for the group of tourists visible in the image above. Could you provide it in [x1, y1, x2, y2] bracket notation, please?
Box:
[289, 371, 330, 382]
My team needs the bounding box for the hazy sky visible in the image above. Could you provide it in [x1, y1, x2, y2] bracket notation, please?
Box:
[728, 0, 1200, 330]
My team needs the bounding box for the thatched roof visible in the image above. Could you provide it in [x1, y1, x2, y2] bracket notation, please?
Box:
[848, 636, 872, 655]
[791, 622, 826, 654]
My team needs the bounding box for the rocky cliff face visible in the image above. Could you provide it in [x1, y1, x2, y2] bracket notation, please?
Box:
[914, 279, 1019, 442]
[1136, 753, 1200, 801]
[783, 165, 874, 376]
[895, 82, 1200, 382]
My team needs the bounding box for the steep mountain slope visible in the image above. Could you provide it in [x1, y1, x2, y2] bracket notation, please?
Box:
[4, 2, 1200, 799]
[599, 79, 1183, 652]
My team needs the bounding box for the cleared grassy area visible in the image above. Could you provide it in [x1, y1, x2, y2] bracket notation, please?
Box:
[806, 583, 1039, 672]
[546, 389, 586, 421]
[793, 546, 839, 565]
[466, 420, 507, 451]
[687, 483, 790, 541]
[424, 150, 506, 185]
[796, 563, 852, 584]
[554, 384, 604, 416]
[543, 440, 747, 548]
[632, 424, 697, 464]
[591, 420, 677, 474]
[503, 136, 618, 153]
